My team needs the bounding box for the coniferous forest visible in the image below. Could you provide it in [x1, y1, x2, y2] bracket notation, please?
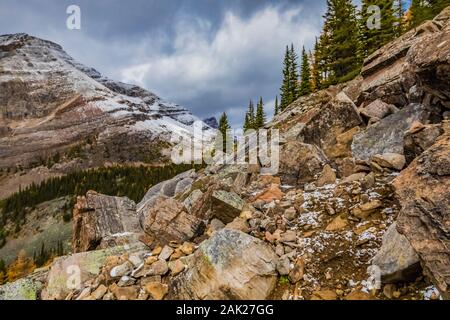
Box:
[0, 164, 203, 236]
[242, 0, 450, 124]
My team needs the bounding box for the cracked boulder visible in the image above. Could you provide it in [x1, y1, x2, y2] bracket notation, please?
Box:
[168, 229, 278, 300]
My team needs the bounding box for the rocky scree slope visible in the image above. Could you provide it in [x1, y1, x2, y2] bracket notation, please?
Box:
[0, 33, 215, 198]
[1, 7, 449, 301]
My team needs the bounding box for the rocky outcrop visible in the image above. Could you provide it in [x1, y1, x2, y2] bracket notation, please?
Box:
[394, 134, 450, 299]
[352, 103, 432, 161]
[279, 141, 328, 186]
[372, 222, 421, 283]
[142, 196, 205, 245]
[72, 191, 141, 253]
[137, 170, 197, 222]
[168, 229, 278, 300]
[42, 244, 146, 300]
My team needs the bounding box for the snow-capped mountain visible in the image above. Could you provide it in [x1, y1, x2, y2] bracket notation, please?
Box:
[0, 33, 215, 171]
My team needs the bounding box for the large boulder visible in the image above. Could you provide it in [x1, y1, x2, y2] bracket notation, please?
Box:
[372, 223, 421, 283]
[279, 141, 328, 186]
[352, 103, 432, 161]
[0, 277, 43, 300]
[137, 170, 197, 221]
[404, 123, 444, 164]
[168, 229, 278, 300]
[72, 191, 141, 253]
[394, 135, 450, 299]
[142, 196, 205, 245]
[42, 244, 145, 300]
[211, 190, 245, 224]
[300, 92, 362, 159]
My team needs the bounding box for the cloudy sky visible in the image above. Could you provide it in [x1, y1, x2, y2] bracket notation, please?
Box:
[1, 0, 349, 127]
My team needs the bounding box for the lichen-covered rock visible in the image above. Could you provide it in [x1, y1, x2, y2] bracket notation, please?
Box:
[211, 190, 245, 224]
[394, 135, 450, 299]
[72, 191, 141, 253]
[168, 229, 278, 300]
[0, 278, 43, 300]
[42, 244, 145, 300]
[372, 223, 421, 283]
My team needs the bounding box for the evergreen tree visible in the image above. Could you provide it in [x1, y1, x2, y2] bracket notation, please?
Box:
[410, 0, 450, 28]
[361, 0, 398, 57]
[0, 258, 6, 285]
[321, 0, 362, 85]
[280, 44, 301, 110]
[218, 112, 232, 153]
[280, 46, 292, 111]
[311, 38, 322, 91]
[288, 44, 300, 101]
[299, 46, 312, 96]
[255, 97, 266, 129]
[274, 96, 280, 116]
[243, 100, 255, 131]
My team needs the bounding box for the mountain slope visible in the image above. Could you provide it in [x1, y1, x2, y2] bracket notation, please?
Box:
[0, 33, 214, 195]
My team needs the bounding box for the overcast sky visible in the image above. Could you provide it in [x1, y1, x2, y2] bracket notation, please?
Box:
[1, 0, 358, 127]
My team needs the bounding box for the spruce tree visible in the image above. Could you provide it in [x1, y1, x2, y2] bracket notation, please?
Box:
[274, 96, 279, 116]
[255, 97, 266, 129]
[410, 0, 450, 28]
[243, 100, 255, 131]
[311, 38, 321, 91]
[288, 44, 300, 101]
[361, 0, 398, 57]
[320, 0, 362, 84]
[218, 112, 232, 153]
[299, 46, 312, 96]
[280, 46, 292, 111]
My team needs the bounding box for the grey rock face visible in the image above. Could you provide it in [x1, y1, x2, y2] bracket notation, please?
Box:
[372, 223, 421, 283]
[394, 135, 450, 299]
[352, 103, 431, 161]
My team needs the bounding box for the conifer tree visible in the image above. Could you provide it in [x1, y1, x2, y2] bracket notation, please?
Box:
[255, 97, 266, 129]
[311, 38, 321, 91]
[218, 112, 232, 153]
[243, 100, 255, 131]
[410, 0, 450, 28]
[288, 44, 300, 101]
[274, 96, 279, 116]
[280, 46, 292, 111]
[322, 0, 362, 85]
[361, 0, 398, 57]
[299, 46, 312, 96]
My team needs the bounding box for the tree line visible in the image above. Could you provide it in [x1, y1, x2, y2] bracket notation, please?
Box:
[0, 163, 203, 237]
[273, 0, 449, 115]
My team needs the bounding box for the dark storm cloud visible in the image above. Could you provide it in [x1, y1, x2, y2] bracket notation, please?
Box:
[0, 0, 328, 127]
